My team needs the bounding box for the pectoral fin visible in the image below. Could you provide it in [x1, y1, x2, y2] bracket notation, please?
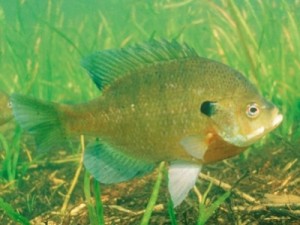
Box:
[180, 135, 208, 160]
[168, 161, 202, 207]
[84, 141, 155, 184]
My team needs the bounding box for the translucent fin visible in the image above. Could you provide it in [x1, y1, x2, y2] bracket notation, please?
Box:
[10, 94, 68, 151]
[180, 135, 208, 160]
[84, 141, 155, 184]
[168, 161, 202, 207]
[81, 39, 198, 90]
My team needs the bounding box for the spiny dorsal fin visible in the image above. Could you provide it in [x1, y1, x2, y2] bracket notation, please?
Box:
[81, 39, 198, 90]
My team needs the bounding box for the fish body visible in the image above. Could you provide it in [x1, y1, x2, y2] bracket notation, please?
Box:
[62, 58, 245, 164]
[11, 40, 283, 206]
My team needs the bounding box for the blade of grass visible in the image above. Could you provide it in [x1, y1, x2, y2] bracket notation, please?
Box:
[0, 126, 22, 183]
[93, 179, 105, 225]
[61, 135, 85, 213]
[10, 126, 22, 181]
[197, 182, 231, 225]
[83, 136, 104, 224]
[84, 171, 105, 225]
[0, 133, 11, 180]
[164, 164, 177, 225]
[167, 199, 177, 225]
[84, 171, 98, 225]
[226, 0, 259, 84]
[140, 161, 165, 225]
[0, 197, 30, 225]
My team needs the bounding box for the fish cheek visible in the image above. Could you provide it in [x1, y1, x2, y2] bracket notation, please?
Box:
[200, 101, 232, 127]
[210, 105, 239, 139]
[236, 112, 255, 136]
[200, 100, 245, 144]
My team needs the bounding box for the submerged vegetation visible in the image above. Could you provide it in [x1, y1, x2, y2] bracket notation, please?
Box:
[0, 0, 299, 224]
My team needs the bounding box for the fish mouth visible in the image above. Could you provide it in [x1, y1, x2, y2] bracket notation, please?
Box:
[241, 113, 283, 146]
[244, 126, 265, 141]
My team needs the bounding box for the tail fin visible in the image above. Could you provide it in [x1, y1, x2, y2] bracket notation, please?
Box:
[11, 94, 68, 152]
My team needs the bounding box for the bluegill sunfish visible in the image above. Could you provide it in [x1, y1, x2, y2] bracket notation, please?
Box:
[11, 40, 283, 206]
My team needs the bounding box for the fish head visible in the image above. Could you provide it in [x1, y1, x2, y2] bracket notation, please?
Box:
[200, 82, 283, 147]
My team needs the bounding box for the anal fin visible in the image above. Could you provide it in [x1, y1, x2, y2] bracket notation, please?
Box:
[84, 141, 155, 184]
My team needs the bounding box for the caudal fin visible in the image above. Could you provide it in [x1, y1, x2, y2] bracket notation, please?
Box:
[11, 94, 68, 151]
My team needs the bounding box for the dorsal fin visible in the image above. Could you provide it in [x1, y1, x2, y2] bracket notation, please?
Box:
[81, 39, 198, 90]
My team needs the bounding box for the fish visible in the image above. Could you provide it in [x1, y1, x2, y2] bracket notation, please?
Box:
[0, 91, 13, 126]
[11, 40, 283, 207]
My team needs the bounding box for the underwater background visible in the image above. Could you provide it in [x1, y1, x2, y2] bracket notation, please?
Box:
[0, 0, 299, 224]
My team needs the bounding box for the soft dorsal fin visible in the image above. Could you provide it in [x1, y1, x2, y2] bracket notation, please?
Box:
[81, 39, 198, 90]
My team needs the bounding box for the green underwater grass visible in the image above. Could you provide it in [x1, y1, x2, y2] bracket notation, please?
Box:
[0, 0, 299, 224]
[196, 183, 231, 225]
[0, 197, 30, 225]
[0, 126, 22, 183]
[84, 171, 105, 225]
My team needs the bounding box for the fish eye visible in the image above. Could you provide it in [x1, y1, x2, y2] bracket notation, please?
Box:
[246, 103, 260, 118]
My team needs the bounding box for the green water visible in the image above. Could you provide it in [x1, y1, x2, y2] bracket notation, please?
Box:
[0, 0, 299, 224]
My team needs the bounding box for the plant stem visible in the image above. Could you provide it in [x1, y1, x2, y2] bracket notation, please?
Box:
[140, 161, 165, 225]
